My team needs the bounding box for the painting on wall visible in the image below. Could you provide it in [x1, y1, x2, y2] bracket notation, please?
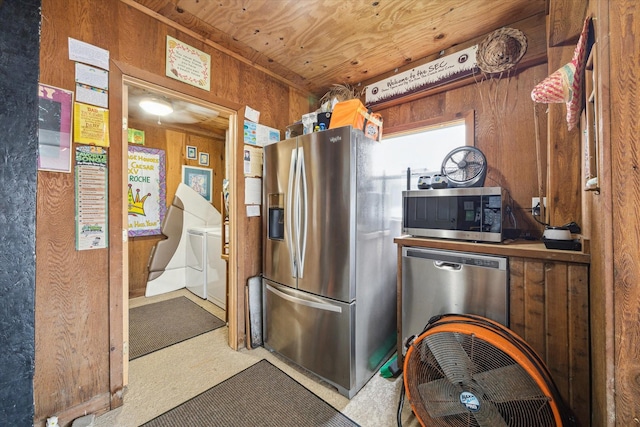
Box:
[199, 152, 209, 166]
[186, 145, 197, 160]
[127, 146, 166, 236]
[182, 165, 213, 202]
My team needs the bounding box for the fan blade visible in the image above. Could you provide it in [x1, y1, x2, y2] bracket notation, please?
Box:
[452, 153, 465, 165]
[424, 333, 473, 384]
[417, 378, 467, 418]
[473, 401, 509, 427]
[473, 363, 545, 403]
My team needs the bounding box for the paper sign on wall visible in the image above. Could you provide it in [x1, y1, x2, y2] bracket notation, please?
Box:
[74, 102, 110, 147]
[166, 36, 211, 91]
[75, 146, 108, 250]
[243, 120, 280, 147]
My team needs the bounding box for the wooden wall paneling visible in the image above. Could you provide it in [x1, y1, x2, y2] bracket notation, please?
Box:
[510, 257, 590, 424]
[567, 263, 590, 427]
[586, 0, 614, 425]
[544, 261, 570, 398]
[128, 237, 158, 298]
[548, 0, 589, 47]
[608, 0, 640, 425]
[35, 0, 117, 423]
[466, 68, 549, 202]
[544, 20, 583, 230]
[289, 87, 313, 124]
[508, 257, 526, 335]
[521, 259, 547, 356]
[229, 112, 245, 350]
[109, 62, 127, 406]
[164, 129, 186, 207]
[35, 0, 309, 421]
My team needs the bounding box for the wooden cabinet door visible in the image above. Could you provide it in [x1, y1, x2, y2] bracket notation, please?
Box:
[509, 257, 590, 426]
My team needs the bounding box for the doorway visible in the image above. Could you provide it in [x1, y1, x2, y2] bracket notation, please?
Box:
[121, 76, 237, 385]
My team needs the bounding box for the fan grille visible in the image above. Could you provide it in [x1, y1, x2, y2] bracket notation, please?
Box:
[442, 147, 487, 187]
[405, 331, 558, 427]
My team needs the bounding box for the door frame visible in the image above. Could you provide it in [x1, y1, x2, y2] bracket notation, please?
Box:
[109, 62, 241, 405]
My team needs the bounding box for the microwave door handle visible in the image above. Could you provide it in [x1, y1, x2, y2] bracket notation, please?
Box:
[286, 148, 297, 278]
[297, 147, 307, 278]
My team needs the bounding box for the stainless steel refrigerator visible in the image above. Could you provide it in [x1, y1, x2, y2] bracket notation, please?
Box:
[262, 125, 400, 398]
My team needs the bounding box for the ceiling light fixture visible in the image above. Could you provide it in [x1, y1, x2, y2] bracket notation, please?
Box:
[139, 97, 174, 116]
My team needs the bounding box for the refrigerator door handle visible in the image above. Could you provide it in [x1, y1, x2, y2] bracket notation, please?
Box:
[297, 147, 308, 278]
[266, 284, 342, 313]
[293, 146, 302, 278]
[286, 148, 297, 277]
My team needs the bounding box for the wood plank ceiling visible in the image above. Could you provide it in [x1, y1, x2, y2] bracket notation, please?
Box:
[131, 0, 547, 98]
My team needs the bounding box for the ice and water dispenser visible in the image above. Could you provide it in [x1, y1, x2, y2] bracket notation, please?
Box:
[268, 194, 284, 240]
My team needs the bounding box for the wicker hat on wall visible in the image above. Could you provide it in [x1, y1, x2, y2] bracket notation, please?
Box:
[531, 17, 592, 131]
[476, 27, 528, 74]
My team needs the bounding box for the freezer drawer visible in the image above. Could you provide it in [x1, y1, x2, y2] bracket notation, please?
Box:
[262, 279, 354, 394]
[401, 247, 508, 344]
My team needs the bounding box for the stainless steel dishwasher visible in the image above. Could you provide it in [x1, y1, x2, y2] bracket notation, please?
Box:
[401, 247, 509, 346]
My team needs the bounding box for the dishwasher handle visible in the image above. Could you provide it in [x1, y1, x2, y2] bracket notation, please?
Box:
[433, 261, 463, 271]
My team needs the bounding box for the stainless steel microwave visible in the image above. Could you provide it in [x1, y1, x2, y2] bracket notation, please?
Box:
[402, 187, 506, 242]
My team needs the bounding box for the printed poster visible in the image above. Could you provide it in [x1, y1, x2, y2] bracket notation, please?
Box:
[75, 146, 108, 250]
[74, 102, 110, 147]
[38, 83, 74, 172]
[127, 146, 166, 237]
[244, 145, 263, 177]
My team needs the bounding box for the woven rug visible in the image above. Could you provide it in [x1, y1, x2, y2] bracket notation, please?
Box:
[141, 359, 360, 427]
[129, 296, 225, 360]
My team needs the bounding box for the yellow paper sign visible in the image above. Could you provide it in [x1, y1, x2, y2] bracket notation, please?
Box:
[74, 102, 110, 147]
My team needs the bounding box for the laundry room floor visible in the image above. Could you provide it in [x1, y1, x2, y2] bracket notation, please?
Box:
[92, 289, 419, 427]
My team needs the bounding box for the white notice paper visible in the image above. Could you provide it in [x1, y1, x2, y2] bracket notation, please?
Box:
[244, 177, 262, 205]
[68, 38, 110, 70]
[75, 63, 109, 89]
[244, 106, 260, 123]
[76, 83, 108, 108]
[246, 205, 261, 217]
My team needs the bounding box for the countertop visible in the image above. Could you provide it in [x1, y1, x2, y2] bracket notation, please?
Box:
[394, 235, 591, 264]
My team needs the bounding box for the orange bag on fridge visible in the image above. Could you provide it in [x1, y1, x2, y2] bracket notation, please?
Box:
[329, 99, 383, 141]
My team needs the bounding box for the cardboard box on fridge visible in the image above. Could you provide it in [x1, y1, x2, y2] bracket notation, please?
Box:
[329, 99, 383, 141]
[244, 120, 281, 147]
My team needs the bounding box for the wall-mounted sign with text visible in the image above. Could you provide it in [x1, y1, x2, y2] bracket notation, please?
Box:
[365, 45, 478, 106]
[127, 146, 166, 237]
[166, 36, 211, 91]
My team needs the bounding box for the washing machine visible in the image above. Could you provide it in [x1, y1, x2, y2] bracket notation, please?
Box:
[186, 226, 226, 308]
[205, 227, 227, 309]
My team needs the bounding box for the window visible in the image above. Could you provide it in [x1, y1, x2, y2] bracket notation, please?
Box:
[373, 112, 474, 219]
